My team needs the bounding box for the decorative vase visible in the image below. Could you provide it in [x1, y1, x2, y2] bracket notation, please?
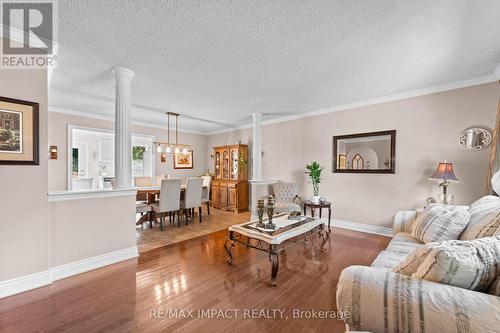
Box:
[256, 199, 265, 227]
[311, 196, 320, 204]
[265, 196, 276, 230]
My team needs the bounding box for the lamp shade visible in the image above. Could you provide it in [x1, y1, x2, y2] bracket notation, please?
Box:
[430, 162, 458, 182]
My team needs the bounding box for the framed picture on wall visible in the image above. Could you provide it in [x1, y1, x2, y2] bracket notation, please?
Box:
[173, 150, 193, 169]
[0, 96, 39, 165]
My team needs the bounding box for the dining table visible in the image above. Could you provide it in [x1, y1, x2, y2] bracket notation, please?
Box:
[135, 185, 207, 225]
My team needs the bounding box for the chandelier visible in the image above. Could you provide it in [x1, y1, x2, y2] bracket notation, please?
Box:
[154, 112, 191, 155]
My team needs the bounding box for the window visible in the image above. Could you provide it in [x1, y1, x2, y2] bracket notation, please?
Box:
[68, 127, 154, 190]
[132, 146, 146, 176]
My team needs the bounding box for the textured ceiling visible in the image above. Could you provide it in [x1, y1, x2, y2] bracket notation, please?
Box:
[50, 0, 500, 133]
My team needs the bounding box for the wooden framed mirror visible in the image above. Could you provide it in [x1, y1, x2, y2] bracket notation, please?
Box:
[332, 130, 396, 174]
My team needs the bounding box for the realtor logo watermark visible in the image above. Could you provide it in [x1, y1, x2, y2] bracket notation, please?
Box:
[1, 0, 57, 69]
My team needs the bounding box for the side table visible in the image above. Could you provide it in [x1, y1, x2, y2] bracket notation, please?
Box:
[303, 200, 332, 231]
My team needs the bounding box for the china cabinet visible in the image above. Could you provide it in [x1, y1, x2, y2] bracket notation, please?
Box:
[211, 144, 248, 212]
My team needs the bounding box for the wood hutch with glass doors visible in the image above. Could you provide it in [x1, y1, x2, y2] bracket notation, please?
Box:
[211, 144, 249, 212]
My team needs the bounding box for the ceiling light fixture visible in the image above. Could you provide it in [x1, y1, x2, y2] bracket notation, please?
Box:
[154, 112, 191, 155]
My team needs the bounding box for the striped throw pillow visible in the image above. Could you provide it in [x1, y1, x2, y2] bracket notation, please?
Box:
[412, 236, 500, 292]
[411, 204, 470, 243]
[460, 211, 500, 240]
[460, 196, 500, 240]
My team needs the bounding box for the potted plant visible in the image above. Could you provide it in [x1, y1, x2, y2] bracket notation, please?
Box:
[305, 161, 324, 203]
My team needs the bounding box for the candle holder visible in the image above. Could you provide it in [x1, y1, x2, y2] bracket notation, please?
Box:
[265, 196, 276, 230]
[256, 199, 265, 228]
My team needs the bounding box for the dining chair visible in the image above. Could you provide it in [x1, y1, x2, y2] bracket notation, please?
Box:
[155, 174, 170, 185]
[180, 177, 203, 224]
[134, 176, 154, 203]
[134, 176, 153, 187]
[201, 175, 212, 215]
[151, 179, 182, 230]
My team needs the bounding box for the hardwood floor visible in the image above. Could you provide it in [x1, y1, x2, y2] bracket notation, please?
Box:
[0, 227, 390, 333]
[136, 208, 251, 252]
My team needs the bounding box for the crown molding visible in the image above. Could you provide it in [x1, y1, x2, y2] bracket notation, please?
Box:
[208, 74, 497, 135]
[48, 106, 208, 135]
[50, 72, 498, 137]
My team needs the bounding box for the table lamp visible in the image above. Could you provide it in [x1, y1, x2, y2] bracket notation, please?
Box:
[429, 161, 458, 205]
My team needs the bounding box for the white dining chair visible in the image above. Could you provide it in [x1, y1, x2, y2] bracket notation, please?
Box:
[180, 177, 203, 224]
[201, 175, 212, 215]
[134, 176, 153, 187]
[151, 179, 182, 230]
[155, 174, 170, 185]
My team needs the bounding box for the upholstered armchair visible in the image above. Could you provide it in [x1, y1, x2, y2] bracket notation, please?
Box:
[272, 183, 302, 214]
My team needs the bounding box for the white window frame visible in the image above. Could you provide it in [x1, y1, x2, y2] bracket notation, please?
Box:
[67, 125, 155, 190]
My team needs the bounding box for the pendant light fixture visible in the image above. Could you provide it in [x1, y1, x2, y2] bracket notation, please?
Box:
[154, 112, 191, 155]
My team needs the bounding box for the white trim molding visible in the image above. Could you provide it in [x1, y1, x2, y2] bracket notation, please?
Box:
[0, 271, 51, 299]
[332, 219, 393, 237]
[50, 246, 138, 281]
[0, 247, 138, 299]
[48, 188, 137, 202]
[49, 106, 208, 135]
[208, 74, 498, 135]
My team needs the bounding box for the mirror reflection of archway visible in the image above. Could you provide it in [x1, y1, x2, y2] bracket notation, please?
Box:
[352, 154, 364, 170]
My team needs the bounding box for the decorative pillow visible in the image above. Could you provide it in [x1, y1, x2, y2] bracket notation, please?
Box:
[412, 236, 500, 292]
[460, 211, 500, 240]
[488, 275, 500, 296]
[468, 195, 500, 217]
[411, 204, 470, 243]
[460, 196, 500, 240]
[392, 242, 439, 275]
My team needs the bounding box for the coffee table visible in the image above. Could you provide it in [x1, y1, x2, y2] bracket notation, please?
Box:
[224, 213, 330, 286]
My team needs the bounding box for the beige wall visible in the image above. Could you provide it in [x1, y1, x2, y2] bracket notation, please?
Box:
[49, 194, 136, 267]
[0, 67, 49, 281]
[48, 112, 209, 190]
[208, 83, 499, 228]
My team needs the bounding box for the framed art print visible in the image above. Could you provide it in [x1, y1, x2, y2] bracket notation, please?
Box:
[173, 150, 193, 169]
[0, 96, 39, 165]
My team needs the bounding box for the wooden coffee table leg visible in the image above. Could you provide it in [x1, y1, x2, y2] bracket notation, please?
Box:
[319, 207, 322, 218]
[303, 205, 306, 216]
[270, 246, 279, 287]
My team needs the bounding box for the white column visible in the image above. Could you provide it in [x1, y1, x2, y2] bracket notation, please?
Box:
[251, 112, 262, 180]
[113, 67, 135, 189]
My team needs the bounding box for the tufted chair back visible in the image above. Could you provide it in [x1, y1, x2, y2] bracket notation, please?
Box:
[273, 183, 298, 203]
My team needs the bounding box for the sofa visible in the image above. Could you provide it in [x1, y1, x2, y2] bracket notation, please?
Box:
[336, 205, 500, 333]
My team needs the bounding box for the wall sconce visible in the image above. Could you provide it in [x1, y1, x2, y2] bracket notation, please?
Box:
[160, 153, 166, 163]
[50, 145, 58, 159]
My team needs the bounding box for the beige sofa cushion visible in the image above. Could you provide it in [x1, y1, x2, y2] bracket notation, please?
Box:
[460, 196, 500, 240]
[411, 204, 470, 243]
[371, 233, 424, 270]
[371, 250, 408, 270]
[412, 236, 500, 292]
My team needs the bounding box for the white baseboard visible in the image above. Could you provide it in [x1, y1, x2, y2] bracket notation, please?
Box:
[0, 270, 51, 299]
[0, 246, 138, 299]
[332, 219, 393, 237]
[50, 246, 139, 281]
